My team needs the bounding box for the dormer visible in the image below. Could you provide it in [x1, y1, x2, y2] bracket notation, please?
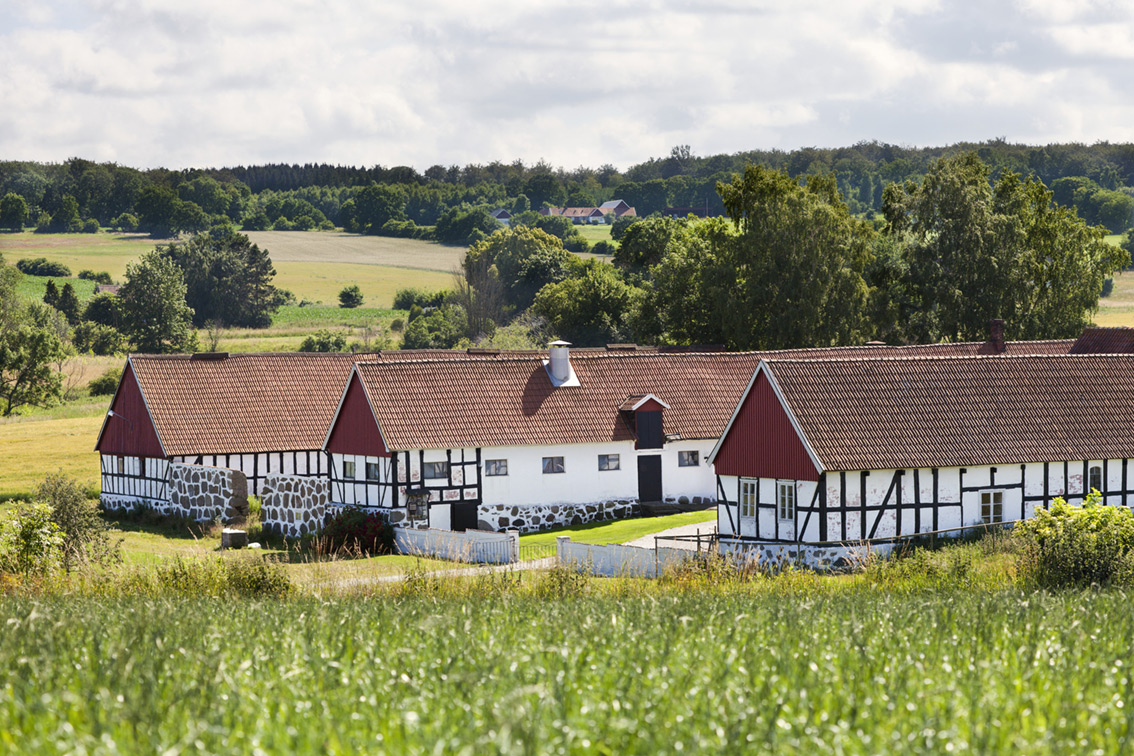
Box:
[619, 394, 670, 449]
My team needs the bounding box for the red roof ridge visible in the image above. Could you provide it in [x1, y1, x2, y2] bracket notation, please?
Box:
[763, 352, 1116, 364]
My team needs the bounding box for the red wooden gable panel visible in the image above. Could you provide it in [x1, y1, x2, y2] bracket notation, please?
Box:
[326, 374, 391, 457]
[95, 363, 166, 458]
[635, 397, 667, 413]
[713, 371, 819, 481]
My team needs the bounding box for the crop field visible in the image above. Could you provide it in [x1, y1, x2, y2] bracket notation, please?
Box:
[0, 411, 103, 498]
[0, 231, 457, 308]
[2, 588, 1132, 754]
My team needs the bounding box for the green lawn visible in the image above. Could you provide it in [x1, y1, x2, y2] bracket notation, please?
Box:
[575, 224, 613, 244]
[519, 508, 715, 549]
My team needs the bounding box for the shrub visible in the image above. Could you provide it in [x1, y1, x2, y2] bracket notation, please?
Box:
[78, 270, 113, 284]
[37, 472, 121, 570]
[390, 318, 405, 333]
[88, 367, 121, 395]
[592, 240, 616, 256]
[81, 218, 100, 234]
[1015, 491, 1134, 588]
[0, 502, 64, 576]
[84, 292, 122, 327]
[111, 212, 139, 232]
[339, 284, 364, 308]
[321, 506, 395, 556]
[393, 287, 447, 310]
[298, 330, 347, 353]
[16, 257, 71, 277]
[73, 322, 127, 356]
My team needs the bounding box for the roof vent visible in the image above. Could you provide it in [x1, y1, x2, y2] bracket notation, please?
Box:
[545, 340, 579, 387]
[606, 343, 637, 351]
[190, 352, 229, 360]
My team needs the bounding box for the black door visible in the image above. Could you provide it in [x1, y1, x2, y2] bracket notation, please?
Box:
[637, 455, 662, 503]
[451, 502, 478, 532]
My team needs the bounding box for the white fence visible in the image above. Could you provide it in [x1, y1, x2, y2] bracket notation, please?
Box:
[394, 527, 519, 564]
[555, 536, 696, 578]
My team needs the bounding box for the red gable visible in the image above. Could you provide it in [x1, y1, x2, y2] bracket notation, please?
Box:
[94, 363, 166, 458]
[326, 373, 390, 457]
[712, 369, 819, 481]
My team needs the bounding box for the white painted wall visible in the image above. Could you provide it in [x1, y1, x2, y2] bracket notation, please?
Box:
[718, 458, 1131, 543]
[330, 439, 718, 512]
[99, 454, 169, 503]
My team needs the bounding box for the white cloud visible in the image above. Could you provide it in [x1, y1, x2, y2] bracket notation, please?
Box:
[0, 0, 1131, 170]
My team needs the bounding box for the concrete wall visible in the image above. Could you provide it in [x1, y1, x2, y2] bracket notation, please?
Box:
[394, 526, 518, 564]
[556, 537, 696, 578]
[261, 473, 328, 538]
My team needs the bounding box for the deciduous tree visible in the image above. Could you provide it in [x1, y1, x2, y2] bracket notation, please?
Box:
[119, 251, 198, 353]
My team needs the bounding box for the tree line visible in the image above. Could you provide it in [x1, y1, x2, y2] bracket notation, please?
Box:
[403, 153, 1129, 352]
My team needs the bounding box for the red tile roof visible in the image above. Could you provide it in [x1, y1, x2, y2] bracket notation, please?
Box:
[1070, 327, 1134, 354]
[762, 354, 1134, 472]
[346, 338, 1074, 452]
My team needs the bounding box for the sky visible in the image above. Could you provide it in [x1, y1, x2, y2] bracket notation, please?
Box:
[2, 0, 1133, 172]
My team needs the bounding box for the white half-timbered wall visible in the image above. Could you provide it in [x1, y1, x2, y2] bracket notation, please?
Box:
[169, 450, 327, 496]
[328, 439, 718, 529]
[718, 457, 1132, 544]
[100, 454, 170, 506]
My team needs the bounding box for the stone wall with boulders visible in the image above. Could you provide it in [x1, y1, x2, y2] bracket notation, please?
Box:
[719, 540, 895, 572]
[477, 499, 639, 534]
[99, 493, 174, 516]
[168, 464, 249, 523]
[261, 474, 328, 538]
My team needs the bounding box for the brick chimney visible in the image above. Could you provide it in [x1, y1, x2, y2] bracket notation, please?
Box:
[990, 319, 1005, 354]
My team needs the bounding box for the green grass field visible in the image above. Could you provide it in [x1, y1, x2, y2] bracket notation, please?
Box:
[575, 224, 613, 244]
[2, 587, 1131, 754]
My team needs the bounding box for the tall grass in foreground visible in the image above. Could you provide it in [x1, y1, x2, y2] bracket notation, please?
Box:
[2, 589, 1133, 754]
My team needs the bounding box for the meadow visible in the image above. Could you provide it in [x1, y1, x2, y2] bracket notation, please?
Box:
[2, 584, 1132, 754]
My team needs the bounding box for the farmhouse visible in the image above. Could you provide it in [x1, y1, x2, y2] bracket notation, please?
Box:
[490, 208, 511, 227]
[541, 206, 606, 224]
[322, 335, 1073, 533]
[710, 353, 1134, 562]
[598, 199, 636, 217]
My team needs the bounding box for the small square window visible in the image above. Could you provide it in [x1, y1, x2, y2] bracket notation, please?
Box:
[777, 481, 795, 521]
[598, 454, 620, 471]
[343, 461, 356, 479]
[542, 456, 565, 474]
[423, 461, 449, 480]
[366, 462, 381, 481]
[678, 451, 700, 467]
[981, 491, 1003, 524]
[484, 459, 508, 476]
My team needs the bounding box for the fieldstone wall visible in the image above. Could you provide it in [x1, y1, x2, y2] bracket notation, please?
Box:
[478, 499, 639, 534]
[168, 464, 249, 523]
[719, 540, 895, 572]
[99, 494, 173, 516]
[261, 474, 328, 538]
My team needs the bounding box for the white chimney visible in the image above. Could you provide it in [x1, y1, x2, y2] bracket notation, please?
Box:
[545, 340, 579, 386]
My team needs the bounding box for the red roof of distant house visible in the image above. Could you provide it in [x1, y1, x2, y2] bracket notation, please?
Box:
[1070, 327, 1134, 354]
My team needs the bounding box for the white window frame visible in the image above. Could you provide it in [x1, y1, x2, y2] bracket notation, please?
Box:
[423, 461, 448, 480]
[678, 451, 700, 467]
[598, 454, 620, 471]
[342, 460, 356, 480]
[116, 456, 125, 475]
[740, 479, 756, 519]
[1089, 465, 1103, 494]
[542, 456, 565, 474]
[980, 490, 1003, 524]
[366, 461, 382, 481]
[484, 459, 508, 477]
[777, 480, 795, 522]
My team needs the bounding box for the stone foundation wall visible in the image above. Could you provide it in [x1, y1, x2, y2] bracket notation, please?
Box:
[261, 474, 328, 538]
[168, 464, 249, 523]
[99, 494, 173, 516]
[477, 499, 639, 534]
[719, 540, 895, 572]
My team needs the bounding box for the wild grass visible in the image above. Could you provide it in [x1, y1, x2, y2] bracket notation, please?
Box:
[0, 412, 103, 499]
[2, 584, 1132, 754]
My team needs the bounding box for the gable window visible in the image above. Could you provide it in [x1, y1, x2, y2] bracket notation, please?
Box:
[981, 491, 1003, 524]
[542, 456, 565, 474]
[777, 481, 796, 521]
[342, 460, 356, 480]
[1089, 465, 1103, 494]
[740, 479, 756, 519]
[678, 451, 700, 467]
[484, 459, 508, 476]
[423, 462, 448, 480]
[366, 462, 382, 481]
[598, 454, 620, 471]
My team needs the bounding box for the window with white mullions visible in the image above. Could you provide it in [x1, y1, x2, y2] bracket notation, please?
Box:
[981, 491, 1003, 524]
[343, 460, 356, 479]
[777, 481, 795, 521]
[740, 479, 757, 519]
[598, 454, 620, 471]
[484, 459, 508, 476]
[366, 462, 382, 481]
[423, 461, 448, 480]
[678, 451, 700, 467]
[542, 456, 565, 474]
